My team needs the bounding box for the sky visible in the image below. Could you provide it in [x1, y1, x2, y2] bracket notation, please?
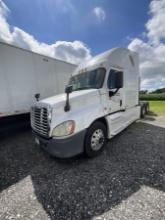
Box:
[0, 0, 165, 91]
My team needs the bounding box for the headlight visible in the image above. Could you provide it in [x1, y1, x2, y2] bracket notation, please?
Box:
[52, 120, 75, 137]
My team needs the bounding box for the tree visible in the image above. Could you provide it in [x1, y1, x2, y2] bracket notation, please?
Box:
[140, 90, 148, 94]
[151, 88, 165, 94]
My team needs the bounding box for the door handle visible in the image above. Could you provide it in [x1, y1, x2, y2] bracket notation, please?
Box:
[120, 100, 122, 106]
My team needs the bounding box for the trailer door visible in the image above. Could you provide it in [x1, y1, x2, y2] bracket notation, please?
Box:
[2, 45, 36, 114]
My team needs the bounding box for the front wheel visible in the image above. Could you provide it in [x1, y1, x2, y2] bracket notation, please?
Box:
[84, 121, 107, 157]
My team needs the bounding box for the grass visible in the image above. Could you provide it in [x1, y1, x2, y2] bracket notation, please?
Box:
[148, 101, 165, 115]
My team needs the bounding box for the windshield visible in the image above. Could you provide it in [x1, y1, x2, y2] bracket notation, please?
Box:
[69, 68, 106, 91]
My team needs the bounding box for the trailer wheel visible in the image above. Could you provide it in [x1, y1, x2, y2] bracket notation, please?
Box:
[141, 105, 146, 118]
[84, 121, 107, 157]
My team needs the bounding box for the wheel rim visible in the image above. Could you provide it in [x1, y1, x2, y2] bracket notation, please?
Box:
[91, 129, 105, 151]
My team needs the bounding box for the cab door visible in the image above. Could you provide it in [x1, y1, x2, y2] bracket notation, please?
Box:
[107, 69, 124, 113]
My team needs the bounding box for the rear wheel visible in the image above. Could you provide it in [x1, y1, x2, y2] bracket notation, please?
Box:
[141, 105, 146, 118]
[84, 121, 107, 157]
[145, 103, 149, 114]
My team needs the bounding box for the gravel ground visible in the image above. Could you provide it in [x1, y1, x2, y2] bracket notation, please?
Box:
[139, 114, 165, 128]
[0, 121, 165, 220]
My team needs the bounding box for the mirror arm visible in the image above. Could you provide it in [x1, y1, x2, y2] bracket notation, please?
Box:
[113, 88, 119, 95]
[109, 88, 119, 97]
[64, 93, 70, 112]
[64, 85, 72, 112]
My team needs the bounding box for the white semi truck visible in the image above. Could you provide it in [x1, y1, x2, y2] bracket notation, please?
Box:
[31, 48, 149, 158]
[0, 42, 76, 118]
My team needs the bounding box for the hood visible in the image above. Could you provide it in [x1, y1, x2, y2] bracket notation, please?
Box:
[39, 89, 99, 109]
[34, 88, 102, 134]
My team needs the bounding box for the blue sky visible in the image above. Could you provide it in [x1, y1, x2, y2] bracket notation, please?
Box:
[5, 0, 149, 55]
[0, 0, 165, 90]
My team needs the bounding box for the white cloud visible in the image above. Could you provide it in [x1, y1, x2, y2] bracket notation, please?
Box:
[128, 0, 165, 91]
[0, 0, 11, 42]
[146, 0, 165, 45]
[55, 0, 75, 14]
[93, 7, 106, 21]
[0, 0, 91, 64]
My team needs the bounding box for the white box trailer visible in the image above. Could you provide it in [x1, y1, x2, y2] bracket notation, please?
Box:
[0, 42, 77, 118]
[31, 48, 149, 158]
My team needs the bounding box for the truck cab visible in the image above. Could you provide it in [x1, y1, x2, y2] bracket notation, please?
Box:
[31, 48, 142, 158]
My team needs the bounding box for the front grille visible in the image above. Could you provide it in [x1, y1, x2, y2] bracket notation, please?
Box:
[31, 106, 50, 137]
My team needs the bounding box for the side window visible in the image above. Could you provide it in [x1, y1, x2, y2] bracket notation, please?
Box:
[107, 69, 123, 89]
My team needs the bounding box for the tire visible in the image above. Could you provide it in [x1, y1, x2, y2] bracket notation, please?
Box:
[84, 121, 107, 157]
[145, 103, 149, 114]
[141, 105, 146, 118]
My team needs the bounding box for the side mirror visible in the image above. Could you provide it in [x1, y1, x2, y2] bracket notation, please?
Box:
[64, 85, 73, 112]
[35, 93, 40, 101]
[65, 85, 73, 94]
